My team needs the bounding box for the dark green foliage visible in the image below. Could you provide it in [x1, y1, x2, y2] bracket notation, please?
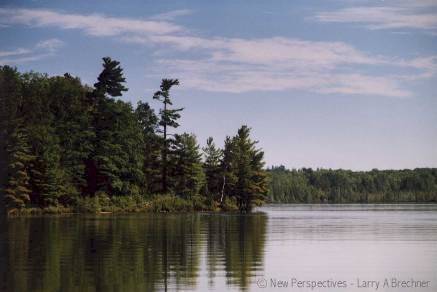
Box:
[220, 136, 238, 203]
[0, 66, 23, 206]
[3, 126, 34, 209]
[0, 60, 267, 214]
[221, 126, 269, 212]
[86, 57, 145, 198]
[170, 133, 205, 198]
[202, 137, 223, 197]
[50, 75, 94, 198]
[93, 57, 128, 98]
[153, 79, 182, 129]
[93, 99, 145, 196]
[135, 102, 161, 193]
[268, 166, 437, 203]
[30, 125, 67, 206]
[2, 60, 435, 215]
[152, 78, 182, 193]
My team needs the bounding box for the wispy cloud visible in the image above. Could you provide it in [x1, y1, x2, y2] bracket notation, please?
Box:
[36, 38, 64, 52]
[0, 47, 31, 58]
[0, 8, 184, 37]
[150, 9, 192, 21]
[0, 38, 64, 65]
[0, 7, 436, 97]
[314, 1, 437, 34]
[149, 36, 436, 97]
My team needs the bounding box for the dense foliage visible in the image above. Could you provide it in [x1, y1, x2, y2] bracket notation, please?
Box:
[268, 166, 437, 203]
[0, 58, 268, 213]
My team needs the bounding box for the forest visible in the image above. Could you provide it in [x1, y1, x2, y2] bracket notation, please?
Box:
[268, 166, 437, 203]
[0, 57, 268, 214]
[1, 58, 436, 215]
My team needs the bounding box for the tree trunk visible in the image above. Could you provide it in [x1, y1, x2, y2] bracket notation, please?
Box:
[162, 102, 167, 193]
[220, 175, 226, 203]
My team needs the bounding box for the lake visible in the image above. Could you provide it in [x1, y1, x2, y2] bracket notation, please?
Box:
[1, 204, 436, 291]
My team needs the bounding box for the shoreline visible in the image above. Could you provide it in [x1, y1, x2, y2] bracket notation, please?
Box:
[3, 194, 242, 217]
[5, 201, 437, 217]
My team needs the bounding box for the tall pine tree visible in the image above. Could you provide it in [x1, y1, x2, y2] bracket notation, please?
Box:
[153, 79, 182, 193]
[87, 57, 130, 196]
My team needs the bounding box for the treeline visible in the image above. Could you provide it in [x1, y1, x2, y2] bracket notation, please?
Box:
[268, 166, 437, 203]
[0, 57, 268, 213]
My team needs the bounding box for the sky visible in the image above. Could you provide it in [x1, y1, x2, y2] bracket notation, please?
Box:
[0, 0, 436, 170]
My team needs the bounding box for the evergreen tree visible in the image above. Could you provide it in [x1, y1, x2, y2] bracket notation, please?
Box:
[93, 57, 127, 98]
[152, 79, 182, 193]
[171, 133, 205, 198]
[135, 101, 161, 193]
[87, 57, 135, 196]
[220, 136, 238, 204]
[202, 137, 223, 198]
[4, 126, 34, 209]
[2, 61, 437, 212]
[225, 126, 268, 212]
[30, 126, 67, 206]
[0, 66, 23, 206]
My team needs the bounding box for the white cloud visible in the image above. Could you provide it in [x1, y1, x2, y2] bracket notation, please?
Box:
[156, 58, 413, 97]
[0, 38, 64, 65]
[0, 48, 31, 58]
[0, 8, 184, 37]
[1, 7, 436, 97]
[150, 9, 192, 21]
[314, 1, 437, 33]
[36, 38, 64, 52]
[151, 34, 437, 97]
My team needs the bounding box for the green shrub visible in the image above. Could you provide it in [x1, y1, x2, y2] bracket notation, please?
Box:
[74, 196, 101, 213]
[148, 194, 194, 212]
[221, 196, 239, 211]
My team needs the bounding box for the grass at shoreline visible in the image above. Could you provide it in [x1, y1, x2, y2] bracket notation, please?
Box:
[5, 194, 240, 216]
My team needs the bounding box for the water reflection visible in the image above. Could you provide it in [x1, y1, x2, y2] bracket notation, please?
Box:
[3, 205, 436, 292]
[0, 212, 267, 292]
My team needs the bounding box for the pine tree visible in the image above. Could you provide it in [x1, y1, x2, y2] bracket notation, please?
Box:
[93, 57, 127, 98]
[225, 126, 268, 212]
[202, 137, 223, 198]
[4, 126, 34, 209]
[136, 101, 162, 193]
[87, 57, 134, 196]
[30, 125, 68, 206]
[220, 136, 238, 204]
[171, 133, 205, 198]
[153, 79, 182, 193]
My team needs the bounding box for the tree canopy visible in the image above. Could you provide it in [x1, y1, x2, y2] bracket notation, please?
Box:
[268, 166, 437, 203]
[0, 58, 269, 213]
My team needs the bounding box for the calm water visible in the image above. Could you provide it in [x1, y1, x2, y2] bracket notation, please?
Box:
[1, 204, 436, 292]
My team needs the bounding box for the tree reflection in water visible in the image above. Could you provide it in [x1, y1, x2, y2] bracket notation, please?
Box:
[0, 212, 267, 291]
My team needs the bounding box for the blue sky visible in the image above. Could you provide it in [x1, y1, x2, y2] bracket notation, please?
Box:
[1, 0, 436, 170]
